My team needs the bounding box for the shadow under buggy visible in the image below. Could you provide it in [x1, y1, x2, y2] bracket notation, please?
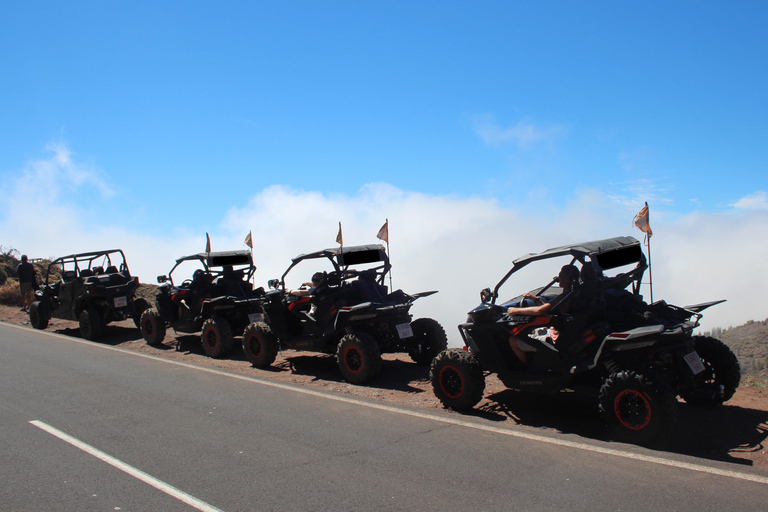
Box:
[430, 236, 740, 445]
[29, 249, 149, 340]
[244, 244, 447, 384]
[140, 250, 264, 358]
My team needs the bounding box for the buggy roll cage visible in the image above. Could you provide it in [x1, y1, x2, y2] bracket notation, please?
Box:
[161, 250, 256, 286]
[44, 249, 129, 284]
[489, 236, 648, 305]
[277, 244, 390, 288]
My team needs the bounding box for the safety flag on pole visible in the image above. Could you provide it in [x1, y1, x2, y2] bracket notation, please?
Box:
[336, 222, 343, 247]
[633, 202, 653, 242]
[205, 233, 212, 253]
[244, 230, 253, 249]
[376, 220, 389, 244]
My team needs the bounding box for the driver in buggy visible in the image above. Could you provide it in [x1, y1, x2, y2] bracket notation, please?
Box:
[506, 264, 581, 364]
[285, 272, 325, 297]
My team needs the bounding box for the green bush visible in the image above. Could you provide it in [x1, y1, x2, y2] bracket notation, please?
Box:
[0, 266, 6, 286]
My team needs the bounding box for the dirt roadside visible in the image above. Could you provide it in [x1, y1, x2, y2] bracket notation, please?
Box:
[2, 303, 767, 471]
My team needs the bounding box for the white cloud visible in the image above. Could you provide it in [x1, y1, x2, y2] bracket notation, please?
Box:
[2, 145, 766, 345]
[472, 114, 564, 148]
[732, 191, 768, 211]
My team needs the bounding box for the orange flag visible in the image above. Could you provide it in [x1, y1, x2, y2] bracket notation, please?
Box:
[633, 202, 653, 239]
[205, 233, 212, 253]
[244, 230, 253, 249]
[376, 220, 389, 244]
[336, 222, 343, 247]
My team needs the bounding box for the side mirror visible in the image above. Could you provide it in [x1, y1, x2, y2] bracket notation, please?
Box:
[267, 279, 279, 289]
[480, 287, 491, 303]
[157, 275, 168, 284]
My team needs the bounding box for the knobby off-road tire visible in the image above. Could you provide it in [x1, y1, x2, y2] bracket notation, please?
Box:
[408, 318, 449, 365]
[131, 298, 151, 329]
[29, 301, 49, 330]
[242, 322, 279, 367]
[430, 349, 485, 411]
[140, 308, 166, 346]
[336, 331, 382, 385]
[681, 336, 741, 407]
[79, 308, 105, 341]
[599, 370, 677, 446]
[201, 316, 234, 358]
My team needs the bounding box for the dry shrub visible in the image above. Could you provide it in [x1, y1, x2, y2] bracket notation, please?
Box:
[0, 280, 20, 306]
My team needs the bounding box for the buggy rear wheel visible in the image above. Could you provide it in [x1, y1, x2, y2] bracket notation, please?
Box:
[201, 316, 234, 358]
[79, 308, 105, 341]
[242, 322, 279, 367]
[430, 349, 485, 411]
[681, 336, 740, 407]
[336, 332, 382, 384]
[599, 370, 677, 446]
[29, 301, 49, 330]
[140, 308, 166, 346]
[408, 318, 448, 365]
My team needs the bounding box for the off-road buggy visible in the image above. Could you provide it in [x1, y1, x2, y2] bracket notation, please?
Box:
[243, 244, 447, 384]
[29, 249, 150, 340]
[430, 236, 740, 445]
[139, 250, 265, 358]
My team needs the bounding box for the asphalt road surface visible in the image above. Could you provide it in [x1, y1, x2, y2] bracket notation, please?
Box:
[2, 322, 768, 512]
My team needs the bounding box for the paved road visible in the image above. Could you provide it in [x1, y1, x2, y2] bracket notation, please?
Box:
[2, 322, 768, 512]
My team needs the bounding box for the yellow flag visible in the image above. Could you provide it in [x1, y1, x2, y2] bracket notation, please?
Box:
[376, 220, 389, 244]
[336, 222, 343, 247]
[633, 202, 653, 238]
[205, 233, 212, 253]
[244, 230, 253, 249]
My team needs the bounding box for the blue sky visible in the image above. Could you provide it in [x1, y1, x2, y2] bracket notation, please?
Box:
[2, 2, 767, 336]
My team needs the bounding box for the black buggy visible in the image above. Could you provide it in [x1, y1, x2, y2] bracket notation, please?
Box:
[29, 249, 150, 340]
[430, 236, 740, 445]
[243, 244, 447, 384]
[139, 250, 264, 358]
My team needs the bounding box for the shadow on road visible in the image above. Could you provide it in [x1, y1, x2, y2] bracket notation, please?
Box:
[475, 387, 768, 466]
[275, 353, 429, 393]
[53, 323, 143, 346]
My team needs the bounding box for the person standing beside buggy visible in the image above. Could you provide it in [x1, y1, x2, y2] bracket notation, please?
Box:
[17, 255, 37, 312]
[506, 264, 580, 364]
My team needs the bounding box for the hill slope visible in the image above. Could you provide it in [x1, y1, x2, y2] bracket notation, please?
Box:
[707, 319, 768, 386]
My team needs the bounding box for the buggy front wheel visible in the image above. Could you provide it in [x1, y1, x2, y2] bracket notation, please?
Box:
[131, 298, 151, 328]
[140, 308, 166, 346]
[430, 349, 485, 411]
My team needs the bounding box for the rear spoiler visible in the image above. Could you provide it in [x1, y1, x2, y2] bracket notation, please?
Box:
[683, 299, 726, 313]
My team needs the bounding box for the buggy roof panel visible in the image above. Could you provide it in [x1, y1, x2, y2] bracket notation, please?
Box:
[175, 250, 253, 267]
[511, 236, 642, 268]
[291, 244, 387, 264]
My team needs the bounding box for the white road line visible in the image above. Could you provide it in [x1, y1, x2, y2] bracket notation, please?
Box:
[10, 322, 768, 486]
[29, 420, 225, 512]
